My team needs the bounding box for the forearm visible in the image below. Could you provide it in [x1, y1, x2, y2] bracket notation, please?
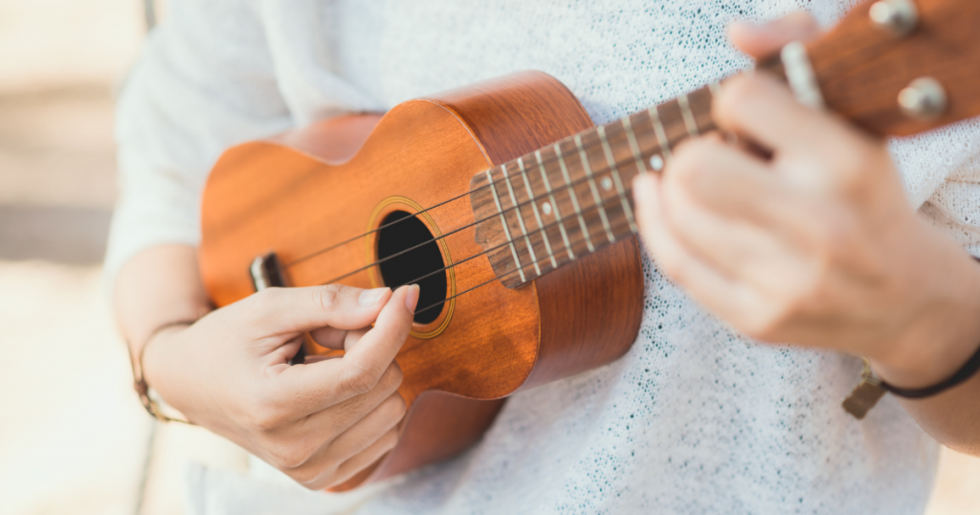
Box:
[114, 245, 213, 365]
[895, 374, 980, 456]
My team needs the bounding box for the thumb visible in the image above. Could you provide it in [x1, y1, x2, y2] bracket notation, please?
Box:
[240, 284, 392, 339]
[729, 11, 820, 60]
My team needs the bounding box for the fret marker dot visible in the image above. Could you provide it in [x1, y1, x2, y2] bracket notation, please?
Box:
[542, 202, 552, 215]
[601, 177, 613, 191]
[649, 155, 665, 171]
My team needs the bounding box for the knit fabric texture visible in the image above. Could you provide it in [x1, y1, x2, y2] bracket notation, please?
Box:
[107, 1, 980, 514]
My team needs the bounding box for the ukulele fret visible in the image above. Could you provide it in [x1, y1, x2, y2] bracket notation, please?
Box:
[597, 125, 638, 234]
[678, 93, 699, 137]
[574, 135, 615, 244]
[622, 114, 647, 175]
[554, 142, 595, 253]
[486, 168, 526, 283]
[501, 163, 541, 277]
[518, 157, 558, 269]
[648, 105, 673, 162]
[536, 150, 575, 261]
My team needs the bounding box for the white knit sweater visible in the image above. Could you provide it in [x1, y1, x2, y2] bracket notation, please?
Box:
[106, 1, 980, 514]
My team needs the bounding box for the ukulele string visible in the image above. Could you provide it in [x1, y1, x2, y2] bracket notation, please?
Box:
[323, 185, 637, 317]
[281, 119, 653, 268]
[320, 194, 616, 289]
[411, 192, 636, 316]
[318, 186, 634, 288]
[282, 123, 635, 268]
[313, 147, 648, 286]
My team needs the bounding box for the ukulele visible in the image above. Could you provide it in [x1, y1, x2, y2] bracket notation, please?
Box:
[199, 0, 980, 490]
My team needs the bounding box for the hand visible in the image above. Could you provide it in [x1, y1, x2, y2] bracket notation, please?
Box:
[632, 14, 980, 388]
[142, 283, 420, 490]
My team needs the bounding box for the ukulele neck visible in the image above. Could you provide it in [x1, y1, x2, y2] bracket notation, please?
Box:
[469, 82, 719, 288]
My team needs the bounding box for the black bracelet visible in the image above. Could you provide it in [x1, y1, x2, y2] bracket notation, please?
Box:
[879, 255, 980, 399]
[878, 340, 980, 398]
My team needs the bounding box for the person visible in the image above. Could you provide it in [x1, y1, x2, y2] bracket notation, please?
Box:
[107, 1, 980, 513]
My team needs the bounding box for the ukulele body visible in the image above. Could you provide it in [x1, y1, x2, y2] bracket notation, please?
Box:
[199, 71, 644, 489]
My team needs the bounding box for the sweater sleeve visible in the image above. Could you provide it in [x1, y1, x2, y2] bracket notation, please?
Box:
[104, 0, 293, 297]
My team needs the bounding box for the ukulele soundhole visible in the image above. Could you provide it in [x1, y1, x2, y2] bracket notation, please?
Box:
[376, 210, 447, 325]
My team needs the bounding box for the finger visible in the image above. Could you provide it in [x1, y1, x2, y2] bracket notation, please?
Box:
[729, 11, 820, 59]
[268, 336, 305, 364]
[309, 326, 367, 352]
[661, 158, 799, 292]
[308, 326, 363, 350]
[327, 392, 405, 461]
[633, 173, 759, 321]
[244, 284, 392, 339]
[275, 284, 418, 408]
[712, 73, 864, 159]
[295, 393, 405, 490]
[333, 284, 418, 399]
[309, 326, 347, 349]
[254, 366, 401, 474]
[303, 354, 339, 364]
[344, 328, 367, 351]
[666, 136, 819, 244]
[326, 426, 400, 489]
[283, 362, 402, 437]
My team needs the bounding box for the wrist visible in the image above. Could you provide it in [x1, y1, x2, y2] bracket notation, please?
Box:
[139, 322, 197, 421]
[871, 250, 980, 390]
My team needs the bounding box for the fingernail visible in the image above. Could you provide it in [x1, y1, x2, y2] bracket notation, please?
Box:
[359, 287, 390, 307]
[404, 284, 420, 313]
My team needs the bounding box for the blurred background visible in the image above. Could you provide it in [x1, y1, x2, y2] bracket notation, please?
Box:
[0, 1, 977, 514]
[0, 1, 250, 514]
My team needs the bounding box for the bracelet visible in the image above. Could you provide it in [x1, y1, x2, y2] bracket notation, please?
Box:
[877, 339, 980, 398]
[127, 319, 199, 424]
[843, 255, 980, 418]
[845, 332, 980, 418]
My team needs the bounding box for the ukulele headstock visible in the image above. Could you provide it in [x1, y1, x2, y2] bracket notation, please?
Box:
[801, 0, 980, 136]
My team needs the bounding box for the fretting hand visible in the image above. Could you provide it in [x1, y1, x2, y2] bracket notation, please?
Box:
[141, 282, 419, 490]
[632, 13, 980, 392]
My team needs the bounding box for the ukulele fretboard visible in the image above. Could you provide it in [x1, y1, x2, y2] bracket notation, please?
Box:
[470, 83, 718, 288]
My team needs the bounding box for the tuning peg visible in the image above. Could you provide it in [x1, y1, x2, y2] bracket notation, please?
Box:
[898, 77, 947, 120]
[870, 0, 919, 38]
